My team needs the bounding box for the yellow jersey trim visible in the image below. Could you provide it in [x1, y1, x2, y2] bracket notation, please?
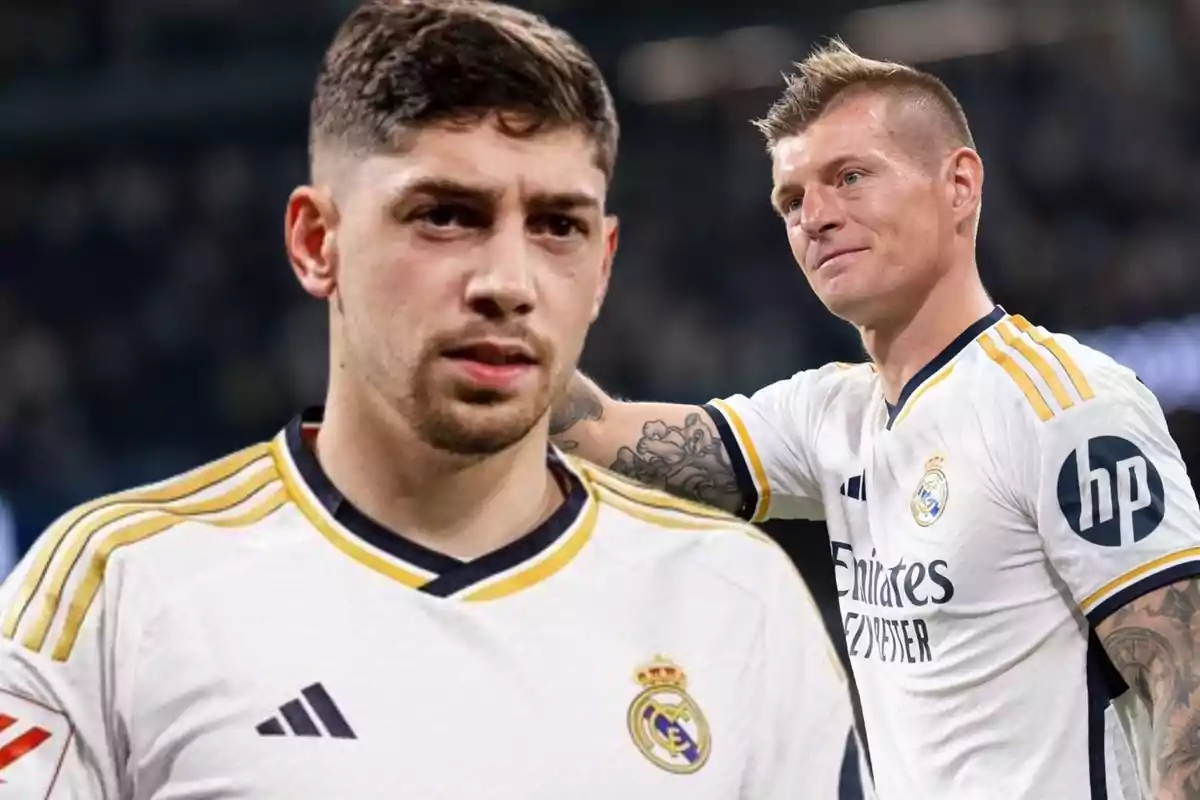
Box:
[1010, 315, 1095, 401]
[587, 473, 776, 550]
[271, 438, 596, 601]
[707, 398, 772, 523]
[977, 332, 1055, 421]
[997, 320, 1076, 412]
[2, 443, 272, 643]
[891, 365, 955, 428]
[269, 440, 433, 591]
[591, 483, 751, 533]
[461, 483, 599, 602]
[582, 462, 736, 522]
[50, 484, 287, 662]
[24, 463, 278, 654]
[1081, 547, 1200, 613]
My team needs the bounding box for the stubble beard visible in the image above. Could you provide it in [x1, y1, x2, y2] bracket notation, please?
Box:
[405, 357, 557, 457]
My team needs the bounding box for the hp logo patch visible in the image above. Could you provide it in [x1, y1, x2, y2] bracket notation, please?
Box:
[1057, 436, 1165, 547]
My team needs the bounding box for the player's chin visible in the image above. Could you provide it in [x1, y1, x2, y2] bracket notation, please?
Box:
[817, 283, 879, 324]
[417, 388, 551, 456]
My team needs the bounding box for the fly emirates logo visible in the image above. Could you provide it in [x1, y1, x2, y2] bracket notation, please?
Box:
[831, 542, 955, 665]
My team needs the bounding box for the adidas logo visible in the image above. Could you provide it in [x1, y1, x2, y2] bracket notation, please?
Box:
[839, 472, 867, 502]
[256, 683, 356, 739]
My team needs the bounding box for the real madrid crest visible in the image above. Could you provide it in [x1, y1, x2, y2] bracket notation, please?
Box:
[910, 454, 949, 527]
[626, 655, 711, 774]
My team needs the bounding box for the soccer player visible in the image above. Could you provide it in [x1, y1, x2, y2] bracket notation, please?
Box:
[0, 3, 855, 798]
[551, 40, 1200, 799]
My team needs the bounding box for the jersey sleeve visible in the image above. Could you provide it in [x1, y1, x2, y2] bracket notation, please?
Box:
[704, 363, 846, 523]
[0, 528, 131, 798]
[742, 544, 863, 799]
[1027, 368, 1200, 627]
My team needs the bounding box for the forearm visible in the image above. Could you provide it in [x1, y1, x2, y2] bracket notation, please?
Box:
[549, 372, 744, 513]
[1098, 577, 1200, 798]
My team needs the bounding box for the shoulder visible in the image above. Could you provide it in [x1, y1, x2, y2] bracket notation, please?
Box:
[967, 313, 1144, 428]
[710, 360, 876, 434]
[962, 314, 1177, 507]
[822, 361, 880, 406]
[0, 441, 289, 662]
[574, 460, 815, 603]
[803, 360, 878, 400]
[731, 360, 875, 405]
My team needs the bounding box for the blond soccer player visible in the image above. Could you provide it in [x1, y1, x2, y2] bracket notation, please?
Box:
[0, 4, 857, 798]
[552, 41, 1200, 800]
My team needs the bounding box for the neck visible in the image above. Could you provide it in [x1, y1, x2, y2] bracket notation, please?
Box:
[315, 381, 561, 561]
[861, 263, 994, 405]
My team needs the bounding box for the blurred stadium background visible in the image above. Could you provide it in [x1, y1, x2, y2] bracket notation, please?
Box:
[3, 0, 1200, 691]
[6, 1, 1200, 793]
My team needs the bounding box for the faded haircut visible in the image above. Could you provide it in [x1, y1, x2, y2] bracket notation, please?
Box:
[309, 0, 618, 179]
[754, 38, 973, 155]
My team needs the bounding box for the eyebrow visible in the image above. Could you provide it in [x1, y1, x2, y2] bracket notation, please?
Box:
[527, 191, 601, 213]
[390, 178, 600, 212]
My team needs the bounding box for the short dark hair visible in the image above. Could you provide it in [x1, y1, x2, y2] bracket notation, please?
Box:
[755, 38, 973, 154]
[310, 0, 618, 179]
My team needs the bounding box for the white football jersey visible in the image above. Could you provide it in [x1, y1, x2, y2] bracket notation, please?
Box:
[707, 307, 1200, 800]
[0, 409, 855, 800]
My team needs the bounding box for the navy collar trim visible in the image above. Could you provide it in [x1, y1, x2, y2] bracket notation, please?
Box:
[285, 406, 588, 597]
[884, 305, 1006, 429]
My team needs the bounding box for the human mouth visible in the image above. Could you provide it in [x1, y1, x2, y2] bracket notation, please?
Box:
[815, 247, 868, 271]
[441, 340, 539, 391]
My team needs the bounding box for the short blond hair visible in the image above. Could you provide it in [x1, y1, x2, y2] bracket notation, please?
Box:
[754, 38, 973, 154]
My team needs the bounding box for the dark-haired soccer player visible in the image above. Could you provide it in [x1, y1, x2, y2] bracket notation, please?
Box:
[0, 3, 855, 798]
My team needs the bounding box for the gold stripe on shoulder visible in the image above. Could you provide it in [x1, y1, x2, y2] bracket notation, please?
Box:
[51, 484, 287, 662]
[997, 321, 1074, 412]
[580, 464, 736, 522]
[1009, 315, 1095, 401]
[593, 484, 754, 534]
[21, 457, 277, 653]
[977, 331, 1054, 421]
[2, 443, 272, 643]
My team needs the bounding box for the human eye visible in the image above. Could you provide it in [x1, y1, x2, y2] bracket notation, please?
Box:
[840, 169, 865, 187]
[408, 202, 485, 231]
[774, 193, 803, 219]
[529, 212, 588, 240]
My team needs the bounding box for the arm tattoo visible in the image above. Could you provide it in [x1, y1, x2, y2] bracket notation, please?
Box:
[1100, 577, 1200, 798]
[546, 378, 744, 513]
[608, 413, 742, 513]
[549, 381, 604, 452]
